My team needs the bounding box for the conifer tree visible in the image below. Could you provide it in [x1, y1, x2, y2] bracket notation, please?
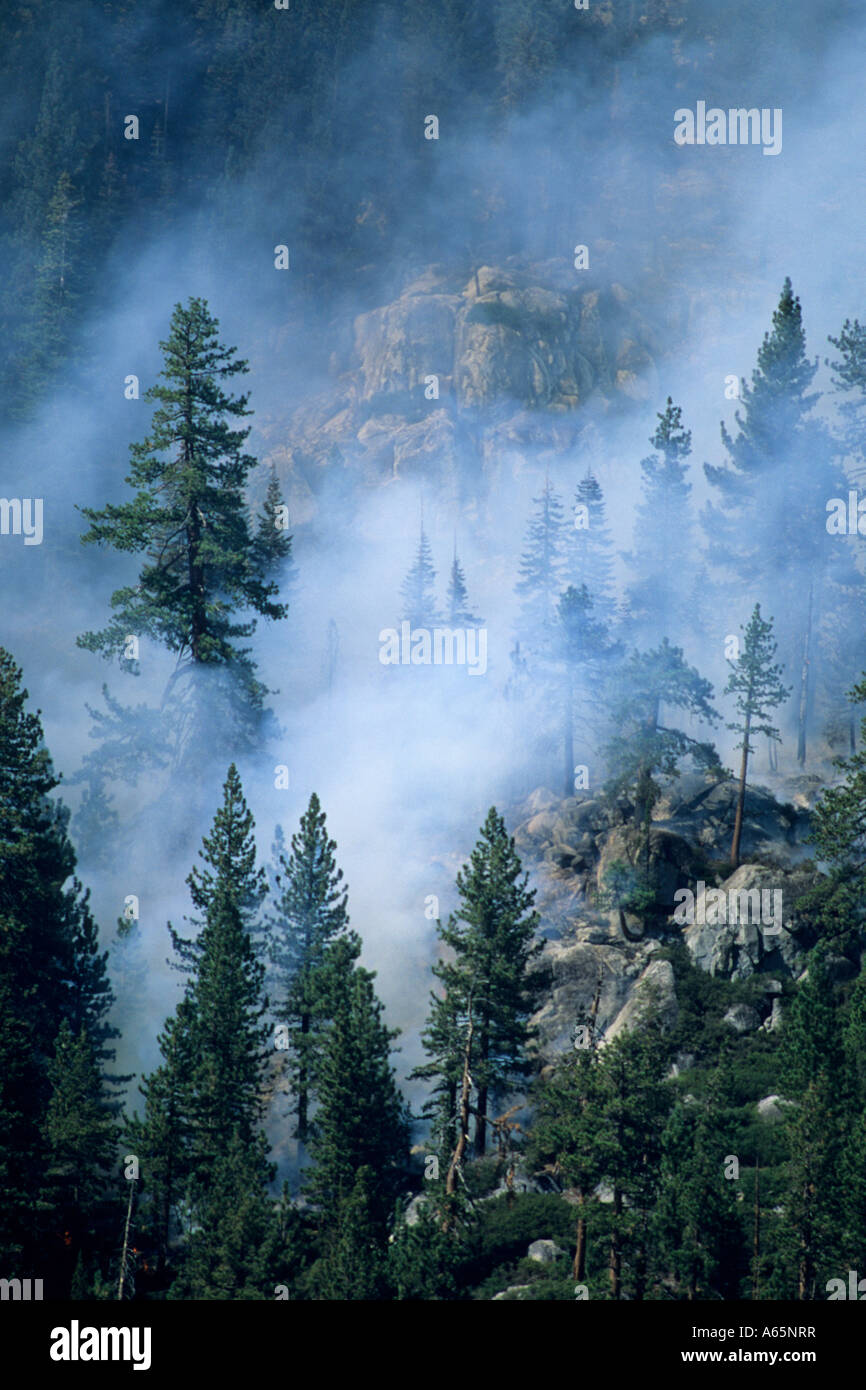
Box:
[556, 583, 619, 800]
[265, 794, 360, 1143]
[703, 280, 842, 763]
[251, 464, 294, 585]
[43, 1021, 119, 1279]
[528, 1033, 604, 1282]
[724, 605, 790, 867]
[170, 1130, 280, 1300]
[605, 639, 720, 827]
[593, 1021, 670, 1299]
[564, 471, 617, 625]
[135, 767, 273, 1291]
[445, 544, 482, 626]
[422, 809, 544, 1160]
[305, 959, 409, 1297]
[400, 522, 439, 627]
[777, 956, 848, 1299]
[77, 298, 287, 761]
[654, 1060, 744, 1300]
[625, 398, 694, 641]
[169, 761, 267, 972]
[0, 648, 117, 1270]
[514, 475, 565, 658]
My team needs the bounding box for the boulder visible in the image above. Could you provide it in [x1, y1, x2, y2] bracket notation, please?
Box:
[527, 1239, 566, 1265]
[723, 1004, 762, 1033]
[757, 1095, 789, 1124]
[604, 958, 678, 1041]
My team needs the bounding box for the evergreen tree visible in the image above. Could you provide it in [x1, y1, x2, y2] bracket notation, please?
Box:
[265, 794, 360, 1143]
[400, 522, 439, 627]
[422, 809, 544, 1160]
[556, 583, 620, 800]
[653, 1060, 744, 1300]
[305, 958, 409, 1297]
[169, 761, 267, 973]
[0, 648, 116, 1270]
[170, 1130, 280, 1300]
[605, 639, 720, 827]
[593, 1021, 671, 1299]
[135, 767, 273, 1292]
[625, 398, 695, 642]
[445, 544, 482, 626]
[564, 471, 617, 625]
[77, 298, 287, 762]
[724, 604, 791, 867]
[514, 475, 565, 659]
[43, 1021, 119, 1281]
[251, 463, 294, 585]
[703, 279, 841, 763]
[528, 1034, 604, 1282]
[776, 955, 848, 1299]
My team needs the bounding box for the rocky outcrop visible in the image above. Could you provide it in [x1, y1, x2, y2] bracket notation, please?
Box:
[264, 260, 662, 506]
[513, 774, 819, 1060]
[682, 862, 814, 981]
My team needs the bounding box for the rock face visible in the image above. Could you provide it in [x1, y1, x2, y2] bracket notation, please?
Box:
[682, 863, 813, 981]
[265, 260, 661, 506]
[513, 774, 816, 1062]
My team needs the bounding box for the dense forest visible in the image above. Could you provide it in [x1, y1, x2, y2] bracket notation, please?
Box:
[2, 0, 866, 1309]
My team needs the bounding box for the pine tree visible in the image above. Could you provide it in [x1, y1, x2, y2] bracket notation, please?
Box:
[593, 1021, 671, 1299]
[564, 471, 617, 625]
[653, 1058, 744, 1300]
[135, 767, 272, 1291]
[169, 762, 267, 973]
[528, 1035, 604, 1282]
[625, 398, 694, 642]
[129, 1005, 195, 1277]
[43, 1021, 119, 1280]
[703, 279, 840, 763]
[556, 583, 620, 799]
[170, 1130, 280, 1300]
[777, 955, 848, 1299]
[77, 298, 287, 762]
[400, 522, 439, 627]
[724, 605, 791, 868]
[305, 958, 409, 1297]
[605, 639, 720, 827]
[445, 544, 482, 626]
[514, 475, 565, 659]
[265, 794, 360, 1143]
[0, 648, 117, 1270]
[422, 809, 544, 1161]
[251, 464, 294, 585]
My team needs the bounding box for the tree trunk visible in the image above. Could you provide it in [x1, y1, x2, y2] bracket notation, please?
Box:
[117, 1180, 136, 1301]
[474, 1026, 489, 1157]
[731, 710, 751, 869]
[797, 584, 813, 767]
[297, 1010, 310, 1144]
[609, 1187, 622, 1298]
[751, 1159, 761, 1301]
[445, 1012, 474, 1221]
[573, 1191, 587, 1282]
